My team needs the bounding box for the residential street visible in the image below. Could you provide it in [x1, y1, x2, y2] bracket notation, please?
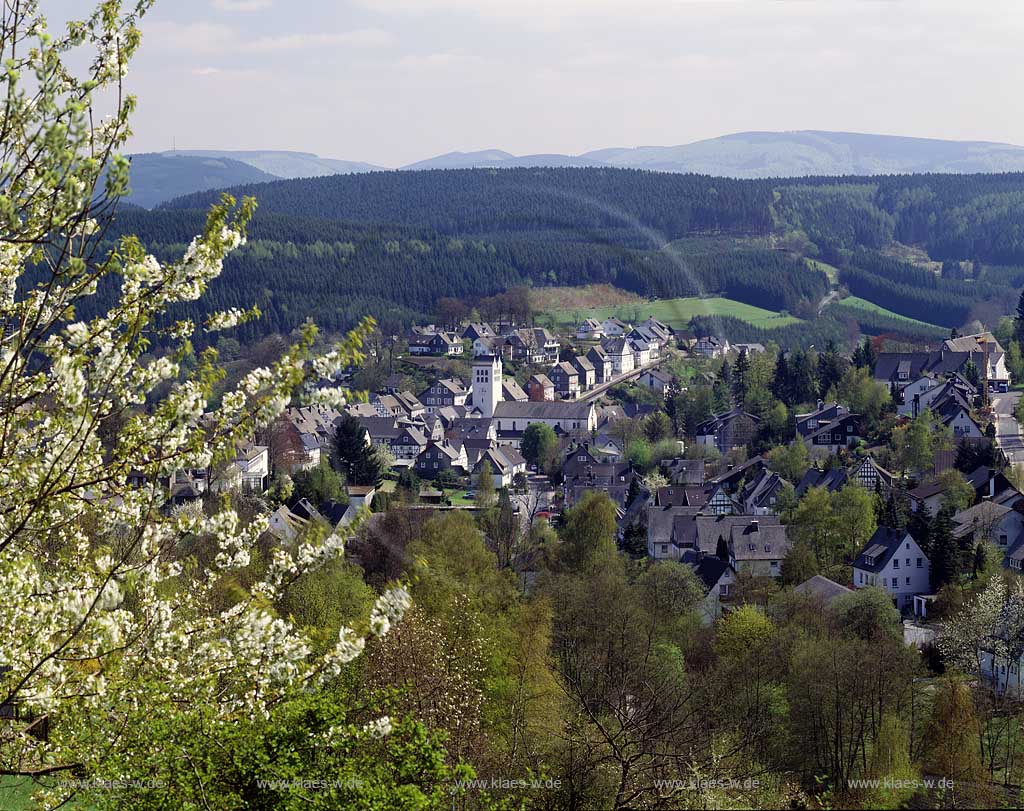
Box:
[990, 391, 1024, 465]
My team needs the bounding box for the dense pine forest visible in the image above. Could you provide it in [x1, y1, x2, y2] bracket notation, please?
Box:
[93, 168, 1024, 344]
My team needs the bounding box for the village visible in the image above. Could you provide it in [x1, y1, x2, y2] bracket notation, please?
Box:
[155, 313, 1024, 692]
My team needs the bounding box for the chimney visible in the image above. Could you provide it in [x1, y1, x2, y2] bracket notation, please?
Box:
[817, 399, 824, 410]
[990, 470, 996, 498]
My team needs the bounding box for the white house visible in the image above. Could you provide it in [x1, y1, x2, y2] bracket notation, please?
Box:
[852, 527, 930, 611]
[601, 317, 630, 336]
[234, 442, 269, 493]
[602, 337, 634, 376]
[576, 318, 604, 340]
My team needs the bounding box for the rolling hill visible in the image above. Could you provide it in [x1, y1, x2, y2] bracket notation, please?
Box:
[167, 150, 385, 179]
[123, 153, 279, 208]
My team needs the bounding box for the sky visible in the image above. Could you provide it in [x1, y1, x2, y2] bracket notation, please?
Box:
[43, 0, 1024, 167]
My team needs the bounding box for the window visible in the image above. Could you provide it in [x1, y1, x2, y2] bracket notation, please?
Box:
[719, 584, 730, 597]
[660, 544, 668, 555]
[859, 572, 864, 584]
[893, 559, 900, 569]
[917, 558, 923, 567]
[905, 577, 910, 586]
[892, 577, 898, 588]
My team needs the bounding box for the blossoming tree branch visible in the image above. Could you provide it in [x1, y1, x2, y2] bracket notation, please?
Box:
[0, 1, 409, 804]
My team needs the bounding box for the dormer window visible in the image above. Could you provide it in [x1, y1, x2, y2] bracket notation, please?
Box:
[865, 555, 875, 566]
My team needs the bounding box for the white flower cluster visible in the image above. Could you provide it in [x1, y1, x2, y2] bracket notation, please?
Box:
[369, 587, 413, 637]
[205, 307, 248, 333]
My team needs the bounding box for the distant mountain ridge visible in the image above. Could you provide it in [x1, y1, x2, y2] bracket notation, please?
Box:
[127, 132, 1024, 208]
[399, 131, 1024, 177]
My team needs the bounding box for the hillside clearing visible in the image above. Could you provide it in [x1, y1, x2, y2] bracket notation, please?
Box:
[831, 295, 945, 331]
[541, 295, 802, 330]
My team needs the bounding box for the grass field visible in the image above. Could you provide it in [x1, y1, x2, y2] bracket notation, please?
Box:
[831, 295, 944, 331]
[541, 296, 801, 330]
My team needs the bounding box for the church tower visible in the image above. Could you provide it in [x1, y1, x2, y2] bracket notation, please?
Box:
[472, 354, 502, 418]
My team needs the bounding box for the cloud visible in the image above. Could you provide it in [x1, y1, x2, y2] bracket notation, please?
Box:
[244, 29, 394, 53]
[213, 0, 273, 11]
[145, 22, 394, 54]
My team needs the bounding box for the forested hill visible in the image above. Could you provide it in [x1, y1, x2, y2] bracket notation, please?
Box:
[96, 167, 1024, 346]
[160, 168, 774, 240]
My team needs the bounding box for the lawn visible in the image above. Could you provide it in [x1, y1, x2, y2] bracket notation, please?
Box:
[541, 296, 801, 330]
[831, 295, 945, 331]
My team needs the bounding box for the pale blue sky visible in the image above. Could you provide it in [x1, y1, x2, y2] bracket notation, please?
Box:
[44, 0, 1024, 166]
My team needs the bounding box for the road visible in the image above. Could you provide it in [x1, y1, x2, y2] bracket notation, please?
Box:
[816, 290, 840, 316]
[576, 359, 662, 403]
[990, 391, 1024, 465]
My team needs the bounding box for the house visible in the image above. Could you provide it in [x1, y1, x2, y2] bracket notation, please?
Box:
[910, 466, 1022, 514]
[232, 442, 269, 493]
[628, 317, 674, 349]
[268, 503, 312, 543]
[795, 465, 850, 497]
[873, 353, 932, 392]
[548, 361, 581, 399]
[739, 470, 786, 516]
[526, 374, 555, 402]
[629, 338, 655, 367]
[562, 458, 637, 509]
[953, 500, 1024, 551]
[338, 486, 376, 528]
[576, 318, 604, 341]
[703, 482, 740, 515]
[492, 400, 597, 448]
[803, 413, 863, 454]
[708, 455, 767, 493]
[637, 368, 674, 395]
[371, 392, 425, 420]
[794, 575, 854, 605]
[572, 355, 596, 390]
[418, 379, 470, 413]
[694, 409, 761, 454]
[601, 317, 630, 336]
[978, 634, 1024, 697]
[381, 373, 407, 395]
[852, 527, 930, 610]
[472, 335, 502, 357]
[729, 518, 791, 578]
[278, 405, 344, 472]
[586, 345, 613, 384]
[415, 440, 469, 478]
[850, 456, 896, 496]
[390, 425, 429, 462]
[692, 335, 729, 358]
[662, 458, 706, 486]
[933, 395, 985, 439]
[472, 446, 527, 487]
[654, 485, 709, 509]
[647, 512, 788, 578]
[505, 330, 545, 364]
[602, 337, 635, 376]
[795, 401, 850, 439]
[875, 333, 1010, 396]
[687, 551, 735, 625]
[532, 328, 560, 363]
[462, 323, 496, 342]
[502, 378, 529, 402]
[733, 343, 766, 356]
